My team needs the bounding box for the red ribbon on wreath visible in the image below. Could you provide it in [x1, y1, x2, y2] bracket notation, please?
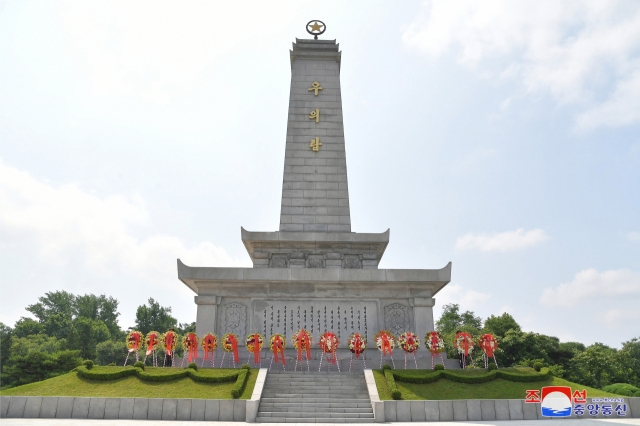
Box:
[479, 333, 497, 357]
[353, 333, 364, 359]
[272, 336, 285, 365]
[229, 334, 239, 363]
[252, 333, 261, 365]
[324, 332, 337, 364]
[382, 334, 392, 356]
[454, 332, 473, 356]
[297, 328, 311, 361]
[187, 333, 198, 362]
[146, 332, 158, 356]
[165, 331, 175, 356]
[427, 331, 441, 353]
[203, 334, 215, 360]
[128, 332, 141, 352]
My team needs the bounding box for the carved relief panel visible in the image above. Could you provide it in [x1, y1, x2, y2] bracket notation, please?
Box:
[220, 302, 247, 338]
[306, 255, 325, 269]
[269, 255, 289, 268]
[384, 303, 409, 334]
[342, 255, 362, 269]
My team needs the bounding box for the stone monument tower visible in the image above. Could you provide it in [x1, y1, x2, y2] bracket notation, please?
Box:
[177, 33, 451, 364]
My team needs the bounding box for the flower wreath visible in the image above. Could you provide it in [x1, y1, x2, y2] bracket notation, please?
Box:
[246, 333, 264, 364]
[375, 330, 395, 356]
[454, 332, 474, 356]
[145, 331, 161, 356]
[479, 333, 497, 357]
[222, 333, 239, 363]
[269, 333, 286, 365]
[201, 333, 217, 360]
[163, 330, 178, 356]
[425, 331, 446, 353]
[182, 332, 199, 362]
[126, 331, 143, 352]
[397, 331, 420, 353]
[348, 332, 366, 358]
[319, 331, 339, 353]
[292, 328, 312, 361]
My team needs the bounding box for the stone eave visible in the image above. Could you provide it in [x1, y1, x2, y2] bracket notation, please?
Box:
[240, 227, 390, 260]
[177, 259, 451, 296]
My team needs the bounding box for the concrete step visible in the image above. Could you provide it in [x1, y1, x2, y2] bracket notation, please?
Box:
[260, 398, 370, 404]
[261, 393, 370, 399]
[259, 402, 373, 409]
[257, 412, 374, 419]
[263, 385, 367, 391]
[256, 417, 373, 423]
[258, 406, 373, 413]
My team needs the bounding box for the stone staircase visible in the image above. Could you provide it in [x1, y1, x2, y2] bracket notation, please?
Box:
[256, 371, 374, 423]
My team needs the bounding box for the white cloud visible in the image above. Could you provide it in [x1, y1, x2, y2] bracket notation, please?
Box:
[402, 1, 640, 130]
[456, 228, 549, 252]
[602, 308, 640, 327]
[540, 268, 640, 307]
[436, 283, 491, 311]
[0, 163, 248, 284]
[628, 231, 640, 242]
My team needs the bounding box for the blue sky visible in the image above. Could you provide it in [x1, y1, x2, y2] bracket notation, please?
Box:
[1, 1, 639, 347]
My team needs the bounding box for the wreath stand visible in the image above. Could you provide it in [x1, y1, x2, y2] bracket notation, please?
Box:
[124, 349, 139, 366]
[431, 352, 446, 369]
[460, 352, 473, 369]
[349, 352, 366, 372]
[202, 350, 215, 368]
[144, 350, 158, 367]
[380, 352, 395, 369]
[247, 351, 262, 368]
[319, 350, 340, 373]
[162, 352, 175, 367]
[404, 350, 418, 369]
[294, 348, 310, 372]
[220, 352, 237, 369]
[483, 353, 498, 369]
[269, 353, 286, 371]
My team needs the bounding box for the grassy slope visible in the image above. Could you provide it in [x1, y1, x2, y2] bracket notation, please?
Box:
[0, 368, 257, 400]
[372, 369, 621, 400]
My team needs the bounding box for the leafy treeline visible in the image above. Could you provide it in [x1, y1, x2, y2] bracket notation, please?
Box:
[0, 291, 194, 389]
[436, 303, 640, 390]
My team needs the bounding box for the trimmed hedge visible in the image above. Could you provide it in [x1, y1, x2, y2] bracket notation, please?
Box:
[384, 368, 402, 400]
[76, 366, 243, 396]
[231, 369, 249, 399]
[390, 368, 549, 385]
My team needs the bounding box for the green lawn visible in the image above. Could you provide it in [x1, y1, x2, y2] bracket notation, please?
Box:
[373, 368, 621, 400]
[0, 367, 257, 400]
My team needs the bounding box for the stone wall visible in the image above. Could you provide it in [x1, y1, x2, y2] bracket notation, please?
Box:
[0, 396, 247, 421]
[380, 398, 640, 422]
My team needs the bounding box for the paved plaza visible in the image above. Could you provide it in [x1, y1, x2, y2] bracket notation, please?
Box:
[1, 418, 640, 425]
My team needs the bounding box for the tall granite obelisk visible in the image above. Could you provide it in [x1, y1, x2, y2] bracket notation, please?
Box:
[178, 33, 452, 365]
[280, 39, 351, 232]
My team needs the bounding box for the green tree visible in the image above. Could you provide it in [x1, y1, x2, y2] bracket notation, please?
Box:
[436, 304, 482, 334]
[2, 350, 81, 387]
[75, 294, 121, 337]
[135, 298, 177, 335]
[617, 338, 640, 387]
[495, 330, 560, 367]
[96, 340, 128, 366]
[567, 343, 623, 389]
[12, 317, 43, 338]
[69, 318, 111, 360]
[484, 313, 521, 339]
[0, 323, 12, 374]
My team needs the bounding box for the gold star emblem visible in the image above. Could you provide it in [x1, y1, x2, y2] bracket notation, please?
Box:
[309, 21, 324, 32]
